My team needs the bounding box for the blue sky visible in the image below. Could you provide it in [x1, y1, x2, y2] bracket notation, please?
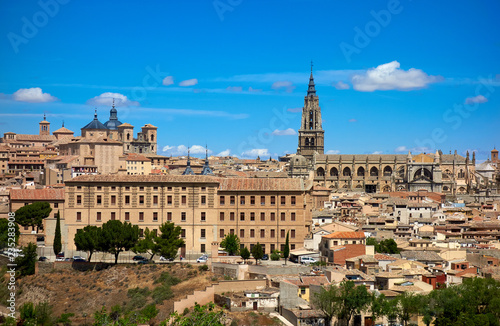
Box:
[0, 1, 499, 160]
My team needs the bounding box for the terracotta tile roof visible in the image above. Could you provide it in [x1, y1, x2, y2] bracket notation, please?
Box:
[217, 178, 305, 191]
[14, 134, 56, 141]
[126, 153, 150, 162]
[67, 174, 220, 184]
[322, 231, 366, 239]
[10, 188, 65, 201]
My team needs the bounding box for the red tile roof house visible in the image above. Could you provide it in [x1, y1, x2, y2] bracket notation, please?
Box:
[319, 231, 374, 266]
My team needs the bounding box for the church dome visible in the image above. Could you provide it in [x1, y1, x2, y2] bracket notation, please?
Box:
[104, 106, 122, 130]
[82, 111, 107, 130]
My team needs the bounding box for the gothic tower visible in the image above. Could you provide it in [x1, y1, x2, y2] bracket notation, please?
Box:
[297, 63, 324, 160]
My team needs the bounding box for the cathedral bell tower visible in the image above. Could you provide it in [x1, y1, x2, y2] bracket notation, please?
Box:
[297, 62, 324, 160]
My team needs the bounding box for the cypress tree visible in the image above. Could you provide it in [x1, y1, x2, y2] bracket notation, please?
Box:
[53, 210, 62, 256]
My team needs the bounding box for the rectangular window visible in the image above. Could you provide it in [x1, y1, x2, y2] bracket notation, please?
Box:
[167, 186, 172, 191]
[270, 212, 275, 221]
[240, 196, 245, 205]
[230, 196, 235, 205]
[111, 195, 116, 205]
[181, 212, 186, 221]
[182, 187, 186, 191]
[139, 195, 144, 204]
[219, 212, 224, 221]
[201, 187, 206, 191]
[220, 196, 225, 205]
[111, 212, 116, 220]
[271, 196, 276, 205]
[240, 229, 244, 238]
[76, 212, 81, 222]
[77, 186, 82, 190]
[153, 212, 158, 222]
[250, 196, 255, 205]
[240, 212, 245, 221]
[281, 244, 285, 251]
[250, 212, 255, 221]
[167, 212, 172, 221]
[153, 195, 158, 205]
[291, 212, 296, 221]
[125, 186, 130, 191]
[139, 212, 144, 222]
[153, 186, 158, 191]
[139, 186, 144, 191]
[167, 195, 172, 205]
[77, 195, 82, 204]
[281, 196, 286, 205]
[291, 244, 295, 250]
[201, 212, 206, 221]
[230, 212, 235, 221]
[270, 229, 275, 238]
[54, 203, 59, 208]
[291, 196, 296, 205]
[261, 196, 265, 205]
[260, 229, 265, 238]
[97, 195, 102, 205]
[201, 229, 206, 238]
[201, 196, 206, 204]
[125, 212, 130, 221]
[125, 195, 130, 204]
[260, 212, 265, 221]
[97, 186, 102, 191]
[220, 229, 225, 238]
[230, 229, 235, 235]
[201, 244, 205, 253]
[181, 196, 186, 204]
[291, 229, 295, 238]
[271, 244, 275, 252]
[111, 186, 116, 191]
[281, 229, 286, 238]
[281, 212, 286, 221]
[96, 212, 101, 222]
[250, 229, 255, 238]
[181, 229, 186, 238]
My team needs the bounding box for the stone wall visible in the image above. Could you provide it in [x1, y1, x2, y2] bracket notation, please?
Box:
[36, 261, 112, 274]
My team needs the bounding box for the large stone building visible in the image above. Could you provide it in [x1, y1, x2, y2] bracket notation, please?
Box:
[289, 68, 474, 196]
[63, 175, 314, 258]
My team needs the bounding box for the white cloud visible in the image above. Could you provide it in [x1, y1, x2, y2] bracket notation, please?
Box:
[372, 151, 383, 154]
[179, 79, 198, 87]
[86, 92, 139, 107]
[287, 107, 302, 113]
[326, 150, 340, 154]
[271, 81, 296, 93]
[217, 149, 231, 156]
[334, 81, 350, 90]
[248, 87, 262, 92]
[348, 119, 357, 123]
[162, 76, 174, 86]
[12, 87, 58, 103]
[465, 95, 488, 105]
[271, 128, 296, 136]
[161, 144, 212, 156]
[241, 149, 270, 158]
[351, 61, 442, 92]
[395, 146, 408, 152]
[226, 86, 243, 92]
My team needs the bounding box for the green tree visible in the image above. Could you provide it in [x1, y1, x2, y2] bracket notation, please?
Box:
[240, 246, 250, 263]
[395, 292, 422, 326]
[369, 293, 387, 325]
[133, 227, 157, 260]
[156, 222, 185, 260]
[220, 233, 240, 256]
[53, 210, 62, 256]
[0, 218, 19, 249]
[15, 202, 52, 231]
[336, 280, 372, 326]
[379, 239, 400, 254]
[312, 284, 341, 326]
[283, 231, 290, 265]
[74, 225, 100, 262]
[15, 242, 38, 276]
[99, 220, 139, 264]
[251, 242, 263, 265]
[166, 302, 226, 326]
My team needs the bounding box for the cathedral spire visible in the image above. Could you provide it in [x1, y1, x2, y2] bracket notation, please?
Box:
[307, 61, 316, 96]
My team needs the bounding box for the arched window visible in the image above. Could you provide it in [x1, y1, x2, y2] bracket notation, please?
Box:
[382, 186, 391, 192]
[330, 167, 338, 177]
[127, 133, 130, 141]
[383, 166, 392, 176]
[414, 168, 433, 180]
[310, 138, 315, 146]
[398, 167, 405, 178]
[150, 134, 154, 142]
[343, 167, 351, 176]
[305, 138, 309, 146]
[316, 167, 325, 177]
[370, 167, 379, 176]
[458, 169, 465, 179]
[357, 167, 365, 177]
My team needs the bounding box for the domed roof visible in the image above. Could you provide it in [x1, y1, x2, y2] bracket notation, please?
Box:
[290, 154, 308, 166]
[104, 106, 122, 130]
[82, 111, 107, 130]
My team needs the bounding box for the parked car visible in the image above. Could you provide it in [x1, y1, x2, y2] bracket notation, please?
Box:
[262, 254, 269, 260]
[300, 257, 317, 265]
[132, 255, 147, 261]
[196, 255, 208, 263]
[73, 255, 86, 260]
[73, 258, 86, 262]
[159, 256, 174, 262]
[137, 258, 153, 264]
[38, 256, 48, 262]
